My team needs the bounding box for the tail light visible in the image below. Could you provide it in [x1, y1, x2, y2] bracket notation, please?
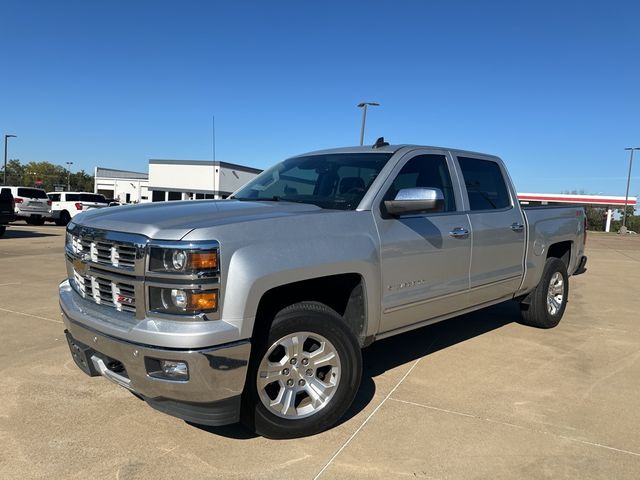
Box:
[11, 198, 15, 210]
[14, 197, 23, 203]
[47, 200, 52, 206]
[75, 202, 83, 210]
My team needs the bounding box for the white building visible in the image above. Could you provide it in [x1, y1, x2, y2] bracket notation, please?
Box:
[147, 159, 262, 202]
[94, 167, 149, 203]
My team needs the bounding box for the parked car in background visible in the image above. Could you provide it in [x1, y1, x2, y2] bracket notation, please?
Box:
[0, 188, 15, 237]
[47, 192, 109, 226]
[4, 186, 51, 225]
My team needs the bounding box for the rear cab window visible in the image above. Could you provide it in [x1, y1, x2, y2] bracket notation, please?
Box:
[457, 157, 511, 211]
[17, 188, 48, 199]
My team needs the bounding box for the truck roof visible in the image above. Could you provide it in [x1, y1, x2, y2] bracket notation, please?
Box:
[296, 143, 501, 160]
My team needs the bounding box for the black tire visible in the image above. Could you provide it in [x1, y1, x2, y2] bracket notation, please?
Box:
[242, 302, 362, 439]
[0, 226, 5, 237]
[519, 258, 569, 329]
[55, 211, 71, 226]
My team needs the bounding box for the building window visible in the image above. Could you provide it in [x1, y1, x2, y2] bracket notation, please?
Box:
[167, 191, 182, 201]
[152, 191, 165, 202]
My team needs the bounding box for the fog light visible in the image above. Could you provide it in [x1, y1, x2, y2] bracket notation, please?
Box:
[160, 360, 188, 378]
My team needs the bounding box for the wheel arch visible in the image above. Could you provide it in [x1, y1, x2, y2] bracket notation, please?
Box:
[251, 273, 368, 347]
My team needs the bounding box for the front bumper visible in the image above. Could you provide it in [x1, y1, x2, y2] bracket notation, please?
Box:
[62, 311, 251, 426]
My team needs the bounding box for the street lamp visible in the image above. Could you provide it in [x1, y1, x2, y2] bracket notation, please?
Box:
[622, 147, 639, 230]
[3, 134, 17, 185]
[357, 102, 379, 146]
[66, 161, 73, 191]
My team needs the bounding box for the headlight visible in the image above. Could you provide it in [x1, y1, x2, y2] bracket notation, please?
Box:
[149, 287, 218, 315]
[148, 247, 219, 275]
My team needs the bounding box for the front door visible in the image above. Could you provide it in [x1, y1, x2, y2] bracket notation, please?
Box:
[374, 150, 472, 334]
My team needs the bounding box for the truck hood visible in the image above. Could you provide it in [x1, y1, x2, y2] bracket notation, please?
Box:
[72, 200, 324, 240]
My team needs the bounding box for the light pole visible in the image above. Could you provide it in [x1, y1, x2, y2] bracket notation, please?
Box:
[66, 161, 73, 191]
[357, 102, 379, 146]
[622, 147, 639, 229]
[3, 134, 16, 185]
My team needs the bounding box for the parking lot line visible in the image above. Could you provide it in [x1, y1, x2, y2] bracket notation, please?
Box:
[387, 397, 640, 459]
[0, 306, 63, 324]
[313, 356, 424, 480]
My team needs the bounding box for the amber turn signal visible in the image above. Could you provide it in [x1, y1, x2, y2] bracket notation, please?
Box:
[188, 291, 218, 311]
[189, 252, 218, 270]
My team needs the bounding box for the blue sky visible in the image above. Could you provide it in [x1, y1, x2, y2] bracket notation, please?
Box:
[1, 0, 639, 197]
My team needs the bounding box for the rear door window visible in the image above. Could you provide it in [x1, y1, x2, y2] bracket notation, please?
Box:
[457, 157, 511, 210]
[17, 188, 48, 199]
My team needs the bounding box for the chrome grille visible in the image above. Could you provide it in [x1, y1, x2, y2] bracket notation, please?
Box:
[70, 234, 137, 269]
[72, 271, 137, 313]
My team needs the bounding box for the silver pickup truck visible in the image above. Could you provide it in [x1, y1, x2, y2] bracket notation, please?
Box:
[60, 142, 587, 438]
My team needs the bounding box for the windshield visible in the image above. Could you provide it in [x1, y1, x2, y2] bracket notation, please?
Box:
[233, 153, 393, 210]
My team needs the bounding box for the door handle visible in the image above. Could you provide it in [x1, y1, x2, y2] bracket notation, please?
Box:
[449, 227, 469, 238]
[510, 222, 525, 232]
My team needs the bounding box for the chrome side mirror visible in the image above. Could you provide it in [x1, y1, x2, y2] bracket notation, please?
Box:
[384, 187, 445, 216]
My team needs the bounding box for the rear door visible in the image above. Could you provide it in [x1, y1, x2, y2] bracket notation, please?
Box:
[374, 149, 472, 333]
[454, 155, 525, 304]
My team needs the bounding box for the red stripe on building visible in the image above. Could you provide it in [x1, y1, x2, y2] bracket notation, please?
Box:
[517, 195, 636, 206]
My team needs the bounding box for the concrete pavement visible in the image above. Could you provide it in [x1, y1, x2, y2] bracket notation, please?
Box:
[0, 226, 638, 479]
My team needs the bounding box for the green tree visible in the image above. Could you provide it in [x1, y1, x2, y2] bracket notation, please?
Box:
[610, 206, 640, 233]
[585, 206, 607, 231]
[1, 159, 94, 192]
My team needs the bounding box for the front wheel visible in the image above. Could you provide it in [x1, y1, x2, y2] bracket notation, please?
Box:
[243, 302, 362, 439]
[519, 258, 569, 328]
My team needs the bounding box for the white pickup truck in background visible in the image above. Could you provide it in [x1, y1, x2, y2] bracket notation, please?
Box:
[47, 192, 109, 226]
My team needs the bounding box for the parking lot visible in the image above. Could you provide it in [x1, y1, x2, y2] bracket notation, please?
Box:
[0, 225, 639, 479]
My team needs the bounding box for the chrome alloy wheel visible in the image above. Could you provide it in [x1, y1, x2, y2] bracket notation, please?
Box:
[546, 272, 565, 315]
[257, 331, 341, 419]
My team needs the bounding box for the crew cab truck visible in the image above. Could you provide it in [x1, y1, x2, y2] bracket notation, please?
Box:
[0, 188, 15, 237]
[60, 142, 587, 439]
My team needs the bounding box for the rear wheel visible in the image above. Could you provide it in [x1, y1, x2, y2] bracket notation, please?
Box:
[55, 211, 71, 226]
[26, 217, 45, 226]
[519, 258, 569, 328]
[242, 302, 362, 439]
[0, 226, 6, 237]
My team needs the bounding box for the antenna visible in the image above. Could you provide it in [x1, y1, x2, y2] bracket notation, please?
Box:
[373, 137, 389, 149]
